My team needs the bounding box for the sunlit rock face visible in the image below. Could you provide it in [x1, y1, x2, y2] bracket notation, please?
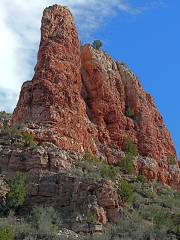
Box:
[12, 5, 98, 154]
[12, 5, 179, 189]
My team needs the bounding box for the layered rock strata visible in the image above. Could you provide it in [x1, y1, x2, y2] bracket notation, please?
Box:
[27, 170, 121, 226]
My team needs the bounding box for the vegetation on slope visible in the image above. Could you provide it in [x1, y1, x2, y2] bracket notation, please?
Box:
[0, 178, 179, 239]
[0, 151, 179, 239]
[0, 114, 179, 239]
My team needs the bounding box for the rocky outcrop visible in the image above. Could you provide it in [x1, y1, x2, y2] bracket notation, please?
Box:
[11, 4, 179, 189]
[12, 5, 176, 162]
[1, 130, 179, 190]
[0, 132, 76, 174]
[12, 5, 97, 154]
[0, 132, 122, 230]
[135, 156, 180, 191]
[27, 170, 121, 226]
[81, 45, 176, 162]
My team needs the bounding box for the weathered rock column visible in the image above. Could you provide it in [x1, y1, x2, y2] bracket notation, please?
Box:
[12, 5, 97, 153]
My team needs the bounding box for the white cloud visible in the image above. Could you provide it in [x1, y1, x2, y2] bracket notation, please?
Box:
[0, 0, 142, 112]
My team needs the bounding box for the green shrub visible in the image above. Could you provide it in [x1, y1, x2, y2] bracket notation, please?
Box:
[30, 206, 58, 235]
[100, 165, 119, 181]
[92, 40, 103, 50]
[0, 226, 15, 240]
[144, 190, 156, 200]
[119, 153, 134, 174]
[119, 180, 134, 203]
[82, 152, 119, 180]
[125, 107, 135, 119]
[80, 152, 103, 180]
[86, 212, 97, 224]
[144, 226, 168, 240]
[139, 205, 173, 229]
[21, 132, 36, 148]
[172, 213, 180, 234]
[153, 210, 173, 229]
[174, 191, 180, 206]
[124, 138, 138, 156]
[82, 151, 99, 164]
[119, 138, 137, 174]
[133, 182, 156, 200]
[137, 175, 147, 183]
[1, 126, 21, 139]
[91, 214, 154, 240]
[125, 108, 140, 124]
[6, 172, 26, 211]
[167, 155, 177, 165]
[132, 193, 146, 208]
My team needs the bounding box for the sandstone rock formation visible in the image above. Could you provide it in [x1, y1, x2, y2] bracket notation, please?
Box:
[12, 5, 176, 161]
[12, 5, 97, 154]
[11, 4, 179, 190]
[81, 46, 177, 162]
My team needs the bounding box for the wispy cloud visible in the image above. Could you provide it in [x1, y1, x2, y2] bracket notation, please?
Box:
[0, 0, 159, 112]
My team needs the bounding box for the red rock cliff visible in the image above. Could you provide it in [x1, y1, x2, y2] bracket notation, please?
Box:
[80, 46, 177, 162]
[12, 5, 178, 168]
[12, 5, 97, 154]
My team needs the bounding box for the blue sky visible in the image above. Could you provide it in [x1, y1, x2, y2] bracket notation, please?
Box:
[0, 0, 179, 158]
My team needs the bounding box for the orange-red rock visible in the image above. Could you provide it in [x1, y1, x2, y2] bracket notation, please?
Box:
[12, 5, 98, 154]
[12, 5, 179, 189]
[81, 45, 176, 162]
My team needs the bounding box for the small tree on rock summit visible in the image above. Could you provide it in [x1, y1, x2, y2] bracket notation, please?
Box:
[92, 40, 103, 50]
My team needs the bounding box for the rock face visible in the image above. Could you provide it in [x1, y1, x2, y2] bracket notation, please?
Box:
[12, 5, 97, 154]
[81, 46, 177, 162]
[135, 156, 180, 190]
[0, 132, 122, 229]
[11, 5, 179, 189]
[27, 170, 121, 227]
